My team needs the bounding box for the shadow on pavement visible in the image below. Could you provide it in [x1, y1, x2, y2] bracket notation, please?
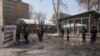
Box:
[6, 40, 38, 49]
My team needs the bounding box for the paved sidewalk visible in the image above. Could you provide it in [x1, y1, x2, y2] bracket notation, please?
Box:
[0, 35, 100, 56]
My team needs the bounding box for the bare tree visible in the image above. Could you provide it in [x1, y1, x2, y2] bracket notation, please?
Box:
[34, 12, 46, 28]
[94, 0, 100, 12]
[76, 0, 100, 34]
[33, 12, 46, 42]
[41, 0, 67, 34]
[76, 0, 100, 12]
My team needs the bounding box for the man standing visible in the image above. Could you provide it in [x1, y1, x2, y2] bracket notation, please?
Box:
[16, 27, 20, 43]
[24, 25, 29, 43]
[81, 27, 87, 43]
[61, 28, 64, 39]
[16, 25, 21, 43]
[67, 28, 70, 42]
[90, 26, 97, 44]
[24, 29, 29, 43]
[37, 27, 45, 42]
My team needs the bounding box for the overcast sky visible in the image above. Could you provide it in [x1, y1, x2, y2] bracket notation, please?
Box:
[22, 0, 86, 20]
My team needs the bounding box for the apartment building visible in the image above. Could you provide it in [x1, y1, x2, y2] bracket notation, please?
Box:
[0, 0, 29, 25]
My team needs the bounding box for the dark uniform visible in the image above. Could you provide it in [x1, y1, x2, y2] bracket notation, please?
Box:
[24, 25, 29, 43]
[61, 28, 64, 39]
[81, 27, 87, 42]
[67, 28, 70, 41]
[37, 27, 44, 42]
[90, 26, 97, 44]
[24, 30, 29, 43]
[16, 26, 21, 43]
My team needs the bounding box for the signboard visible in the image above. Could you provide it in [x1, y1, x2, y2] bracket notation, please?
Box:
[0, 25, 16, 47]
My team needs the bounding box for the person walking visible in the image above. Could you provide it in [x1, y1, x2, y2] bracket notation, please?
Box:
[37, 27, 45, 42]
[16, 29, 20, 43]
[37, 28, 41, 42]
[61, 28, 64, 40]
[81, 27, 87, 43]
[16, 26, 21, 43]
[90, 26, 97, 44]
[40, 27, 44, 42]
[24, 25, 29, 43]
[66, 28, 70, 42]
[24, 29, 29, 43]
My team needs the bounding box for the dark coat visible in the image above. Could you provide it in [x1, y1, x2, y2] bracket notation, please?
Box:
[91, 28, 97, 36]
[37, 28, 45, 37]
[81, 28, 87, 35]
[67, 28, 70, 34]
[61, 29, 64, 35]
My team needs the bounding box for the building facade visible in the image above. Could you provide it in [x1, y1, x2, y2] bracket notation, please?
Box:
[0, 0, 29, 25]
[59, 11, 100, 33]
[52, 12, 71, 25]
[16, 1, 29, 19]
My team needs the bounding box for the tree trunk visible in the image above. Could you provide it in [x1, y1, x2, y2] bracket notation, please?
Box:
[52, 0, 60, 35]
